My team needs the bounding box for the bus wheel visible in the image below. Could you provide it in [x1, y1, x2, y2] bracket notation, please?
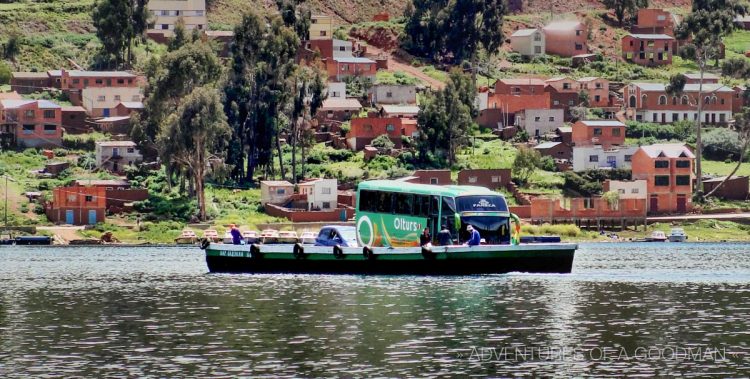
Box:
[293, 243, 305, 259]
[333, 245, 344, 259]
[363, 246, 375, 260]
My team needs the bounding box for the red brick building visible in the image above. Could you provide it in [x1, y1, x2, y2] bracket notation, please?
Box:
[622, 34, 676, 66]
[703, 176, 749, 200]
[633, 9, 676, 35]
[46, 185, 107, 225]
[403, 170, 452, 185]
[624, 82, 734, 125]
[571, 120, 626, 149]
[10, 72, 51, 94]
[0, 99, 62, 148]
[457, 169, 511, 189]
[326, 57, 377, 81]
[533, 141, 572, 160]
[631, 144, 695, 214]
[61, 106, 88, 134]
[479, 78, 551, 128]
[542, 20, 588, 57]
[346, 117, 418, 151]
[577, 77, 611, 107]
[316, 98, 362, 127]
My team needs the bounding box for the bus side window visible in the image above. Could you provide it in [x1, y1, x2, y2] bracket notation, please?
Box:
[417, 195, 430, 217]
[377, 192, 392, 213]
[430, 196, 440, 216]
[359, 190, 375, 212]
[395, 193, 413, 215]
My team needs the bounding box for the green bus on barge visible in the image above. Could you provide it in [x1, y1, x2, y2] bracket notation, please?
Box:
[203, 180, 577, 275]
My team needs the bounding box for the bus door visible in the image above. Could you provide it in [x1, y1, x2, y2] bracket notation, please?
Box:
[441, 197, 458, 243]
[429, 195, 440, 241]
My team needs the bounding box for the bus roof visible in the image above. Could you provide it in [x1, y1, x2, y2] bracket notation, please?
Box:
[357, 180, 502, 198]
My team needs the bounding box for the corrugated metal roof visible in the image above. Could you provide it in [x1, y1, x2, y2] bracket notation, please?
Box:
[0, 99, 60, 109]
[320, 98, 362, 110]
[534, 142, 562, 149]
[96, 140, 136, 147]
[333, 57, 375, 64]
[381, 104, 420, 114]
[578, 120, 625, 127]
[639, 144, 695, 158]
[629, 33, 674, 40]
[511, 29, 539, 37]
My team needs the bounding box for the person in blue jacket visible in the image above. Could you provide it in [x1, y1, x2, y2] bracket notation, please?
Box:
[230, 224, 243, 245]
[465, 225, 481, 246]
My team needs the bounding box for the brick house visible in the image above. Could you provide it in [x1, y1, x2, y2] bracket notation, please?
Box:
[530, 197, 648, 224]
[57, 69, 139, 103]
[733, 85, 750, 114]
[457, 169, 511, 189]
[631, 144, 695, 214]
[147, 0, 207, 38]
[114, 102, 144, 116]
[369, 84, 417, 105]
[346, 117, 417, 151]
[510, 28, 545, 58]
[577, 77, 610, 107]
[95, 141, 143, 174]
[684, 73, 720, 84]
[0, 99, 62, 148]
[10, 72, 51, 94]
[603, 179, 648, 199]
[61, 106, 88, 134]
[260, 180, 295, 205]
[571, 120, 626, 149]
[46, 185, 107, 225]
[542, 20, 587, 57]
[545, 77, 580, 118]
[622, 34, 676, 66]
[403, 170, 452, 185]
[478, 79, 551, 128]
[633, 9, 677, 35]
[703, 176, 749, 200]
[534, 141, 572, 160]
[316, 98, 362, 126]
[624, 82, 734, 125]
[326, 57, 377, 81]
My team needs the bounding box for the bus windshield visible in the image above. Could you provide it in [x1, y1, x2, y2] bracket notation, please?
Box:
[455, 195, 508, 212]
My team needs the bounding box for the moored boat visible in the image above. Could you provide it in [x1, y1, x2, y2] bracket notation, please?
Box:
[175, 229, 197, 244]
[642, 231, 667, 242]
[668, 228, 688, 242]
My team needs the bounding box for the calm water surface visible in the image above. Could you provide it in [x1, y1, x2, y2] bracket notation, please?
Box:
[1, 243, 749, 377]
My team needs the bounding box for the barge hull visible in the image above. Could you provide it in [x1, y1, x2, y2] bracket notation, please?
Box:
[205, 244, 576, 275]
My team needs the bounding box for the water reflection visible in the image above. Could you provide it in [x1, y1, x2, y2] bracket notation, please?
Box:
[0, 244, 748, 376]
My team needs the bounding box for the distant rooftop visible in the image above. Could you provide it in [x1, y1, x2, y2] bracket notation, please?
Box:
[320, 98, 362, 110]
[511, 29, 539, 37]
[96, 140, 136, 147]
[577, 120, 626, 127]
[498, 78, 546, 86]
[628, 33, 675, 40]
[333, 57, 375, 64]
[534, 142, 562, 149]
[639, 144, 695, 159]
[381, 104, 420, 114]
[0, 99, 60, 109]
[11, 72, 49, 79]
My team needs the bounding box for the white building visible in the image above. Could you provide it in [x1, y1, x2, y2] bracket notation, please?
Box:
[332, 39, 354, 58]
[380, 104, 420, 118]
[369, 84, 417, 105]
[572, 145, 639, 171]
[148, 0, 207, 35]
[327, 82, 346, 99]
[298, 179, 338, 210]
[510, 28, 545, 57]
[515, 108, 564, 137]
[604, 179, 647, 199]
[95, 141, 142, 173]
[81, 87, 143, 117]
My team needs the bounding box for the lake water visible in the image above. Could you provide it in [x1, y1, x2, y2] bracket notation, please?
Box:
[1, 243, 749, 377]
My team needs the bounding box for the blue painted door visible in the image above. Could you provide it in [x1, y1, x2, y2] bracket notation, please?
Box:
[88, 210, 97, 225]
[103, 108, 110, 117]
[65, 210, 74, 224]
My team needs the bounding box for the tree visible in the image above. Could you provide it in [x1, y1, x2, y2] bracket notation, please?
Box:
[224, 11, 300, 183]
[600, 0, 649, 25]
[3, 29, 21, 64]
[704, 107, 750, 198]
[512, 146, 542, 185]
[168, 19, 189, 52]
[417, 71, 477, 165]
[276, 0, 311, 41]
[671, 0, 748, 197]
[140, 41, 223, 143]
[371, 134, 395, 152]
[92, 0, 149, 68]
[158, 87, 230, 221]
[289, 64, 326, 183]
[403, 0, 505, 64]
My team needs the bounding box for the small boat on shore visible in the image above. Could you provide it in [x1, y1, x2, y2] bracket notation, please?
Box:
[637, 231, 667, 243]
[175, 229, 197, 244]
[668, 228, 688, 242]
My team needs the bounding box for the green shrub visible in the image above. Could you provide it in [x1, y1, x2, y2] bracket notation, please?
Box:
[703, 128, 743, 161]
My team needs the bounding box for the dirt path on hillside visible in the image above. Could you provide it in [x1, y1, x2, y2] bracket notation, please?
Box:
[362, 42, 446, 90]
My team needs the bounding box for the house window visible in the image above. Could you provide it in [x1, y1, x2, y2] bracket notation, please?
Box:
[386, 124, 395, 132]
[114, 95, 121, 101]
[655, 176, 670, 186]
[429, 178, 438, 184]
[568, 100, 575, 106]
[95, 79, 103, 85]
[67, 195, 77, 202]
[43, 125, 56, 134]
[25, 110, 35, 118]
[534, 46, 542, 54]
[553, 100, 560, 106]
[593, 128, 602, 136]
[676, 160, 690, 168]
[43, 110, 55, 119]
[612, 128, 621, 137]
[534, 116, 541, 122]
[534, 33, 541, 41]
[583, 198, 594, 209]
[589, 155, 599, 162]
[97, 95, 105, 102]
[563, 83, 571, 90]
[549, 117, 555, 122]
[117, 79, 124, 84]
[720, 98, 725, 105]
[386, 92, 393, 98]
[676, 175, 690, 186]
[22, 125, 34, 134]
[681, 96, 689, 105]
[276, 188, 286, 195]
[655, 160, 669, 168]
[491, 176, 500, 183]
[85, 195, 94, 202]
[595, 83, 602, 89]
[131, 95, 140, 101]
[624, 155, 632, 162]
[575, 43, 583, 50]
[127, 147, 135, 153]
[341, 64, 348, 71]
[576, 30, 582, 36]
[652, 113, 658, 122]
[326, 111, 333, 118]
[618, 189, 625, 194]
[631, 188, 639, 194]
[594, 95, 601, 102]
[468, 176, 478, 183]
[322, 201, 331, 209]
[658, 95, 667, 105]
